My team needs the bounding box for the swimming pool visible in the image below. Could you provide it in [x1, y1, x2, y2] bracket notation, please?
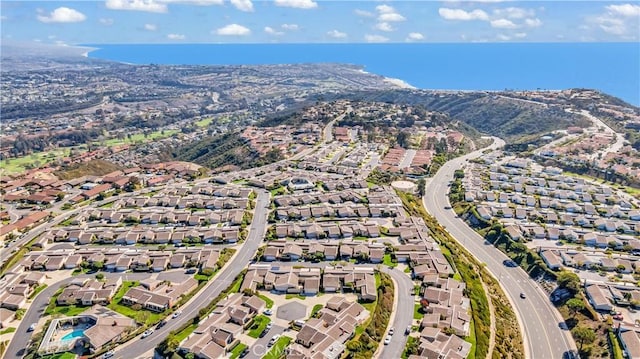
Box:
[61, 329, 85, 341]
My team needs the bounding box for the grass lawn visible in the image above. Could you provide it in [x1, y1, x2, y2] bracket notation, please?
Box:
[248, 315, 271, 338]
[310, 304, 323, 318]
[2, 148, 71, 174]
[285, 293, 306, 300]
[263, 336, 292, 359]
[42, 352, 76, 359]
[175, 323, 198, 343]
[466, 318, 477, 359]
[195, 117, 213, 128]
[453, 272, 463, 281]
[0, 327, 16, 335]
[257, 294, 274, 309]
[45, 304, 88, 317]
[106, 281, 165, 325]
[414, 304, 425, 320]
[229, 342, 248, 359]
[383, 254, 397, 267]
[29, 284, 48, 299]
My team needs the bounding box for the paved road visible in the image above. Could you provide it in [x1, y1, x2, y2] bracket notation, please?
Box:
[264, 262, 414, 358]
[377, 267, 414, 359]
[243, 324, 286, 359]
[111, 190, 270, 358]
[423, 138, 577, 359]
[4, 272, 150, 359]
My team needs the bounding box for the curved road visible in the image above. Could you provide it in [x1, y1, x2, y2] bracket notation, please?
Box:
[423, 138, 576, 359]
[264, 261, 414, 359]
[4, 272, 150, 359]
[4, 190, 270, 359]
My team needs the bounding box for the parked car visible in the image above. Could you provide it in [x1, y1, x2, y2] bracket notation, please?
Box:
[239, 348, 249, 358]
[172, 311, 182, 319]
[405, 326, 412, 335]
[389, 328, 394, 336]
[28, 323, 37, 332]
[384, 335, 392, 345]
[266, 323, 273, 330]
[102, 350, 115, 359]
[264, 309, 273, 316]
[268, 334, 281, 347]
[141, 329, 154, 338]
[156, 320, 167, 329]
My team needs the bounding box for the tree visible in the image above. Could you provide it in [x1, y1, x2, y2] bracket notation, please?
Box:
[572, 326, 595, 352]
[396, 131, 410, 148]
[95, 273, 105, 281]
[557, 271, 581, 294]
[566, 298, 585, 317]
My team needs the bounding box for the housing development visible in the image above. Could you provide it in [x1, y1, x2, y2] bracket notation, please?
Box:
[1, 44, 640, 359]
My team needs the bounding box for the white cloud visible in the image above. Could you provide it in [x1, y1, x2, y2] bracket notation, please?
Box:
[493, 7, 534, 19]
[496, 34, 511, 41]
[274, 0, 317, 9]
[99, 18, 114, 25]
[490, 18, 517, 29]
[606, 4, 640, 17]
[524, 18, 542, 27]
[438, 8, 489, 21]
[375, 22, 394, 32]
[144, 23, 157, 31]
[375, 5, 394, 14]
[230, 0, 253, 12]
[406, 32, 424, 41]
[281, 24, 299, 30]
[354, 9, 374, 17]
[327, 29, 347, 38]
[375, 5, 405, 22]
[160, 0, 223, 5]
[167, 33, 186, 40]
[514, 32, 527, 38]
[379, 13, 406, 22]
[215, 23, 251, 36]
[596, 17, 626, 35]
[105, 0, 168, 13]
[264, 26, 283, 35]
[37, 7, 86, 23]
[0, 15, 7, 21]
[364, 34, 389, 43]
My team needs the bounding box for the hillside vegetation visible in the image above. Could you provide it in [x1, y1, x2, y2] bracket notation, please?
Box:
[55, 159, 122, 180]
[171, 132, 283, 170]
[321, 90, 589, 143]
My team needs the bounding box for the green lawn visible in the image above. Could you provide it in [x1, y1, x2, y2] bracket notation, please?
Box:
[106, 281, 165, 325]
[414, 304, 425, 320]
[257, 294, 274, 309]
[285, 293, 306, 300]
[195, 117, 213, 128]
[228, 342, 248, 359]
[383, 254, 397, 267]
[45, 304, 88, 317]
[175, 323, 198, 343]
[102, 129, 179, 147]
[0, 327, 16, 335]
[2, 149, 71, 174]
[310, 304, 323, 318]
[263, 336, 292, 359]
[248, 315, 271, 338]
[29, 284, 48, 299]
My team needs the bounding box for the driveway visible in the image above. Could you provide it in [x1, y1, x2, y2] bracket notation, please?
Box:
[243, 324, 287, 359]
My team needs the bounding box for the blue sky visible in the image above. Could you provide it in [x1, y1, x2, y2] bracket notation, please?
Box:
[1, 1, 639, 44]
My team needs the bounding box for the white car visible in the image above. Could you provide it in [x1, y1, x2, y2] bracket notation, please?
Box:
[141, 329, 154, 338]
[389, 328, 394, 336]
[384, 335, 392, 345]
[264, 309, 273, 316]
[102, 350, 115, 359]
[172, 311, 182, 319]
[268, 334, 281, 347]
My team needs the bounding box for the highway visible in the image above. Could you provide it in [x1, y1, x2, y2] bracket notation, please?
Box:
[112, 189, 271, 359]
[423, 138, 577, 359]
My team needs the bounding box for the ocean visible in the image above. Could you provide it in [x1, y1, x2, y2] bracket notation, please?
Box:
[86, 43, 640, 106]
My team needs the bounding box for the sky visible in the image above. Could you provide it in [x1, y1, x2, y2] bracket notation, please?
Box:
[1, 1, 639, 44]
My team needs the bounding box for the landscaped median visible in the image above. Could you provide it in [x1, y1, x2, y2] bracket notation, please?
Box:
[344, 272, 394, 358]
[397, 191, 524, 359]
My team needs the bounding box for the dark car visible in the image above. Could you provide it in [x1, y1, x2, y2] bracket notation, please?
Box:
[156, 320, 167, 329]
[239, 348, 249, 358]
[503, 259, 518, 268]
[563, 350, 579, 359]
[259, 328, 268, 338]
